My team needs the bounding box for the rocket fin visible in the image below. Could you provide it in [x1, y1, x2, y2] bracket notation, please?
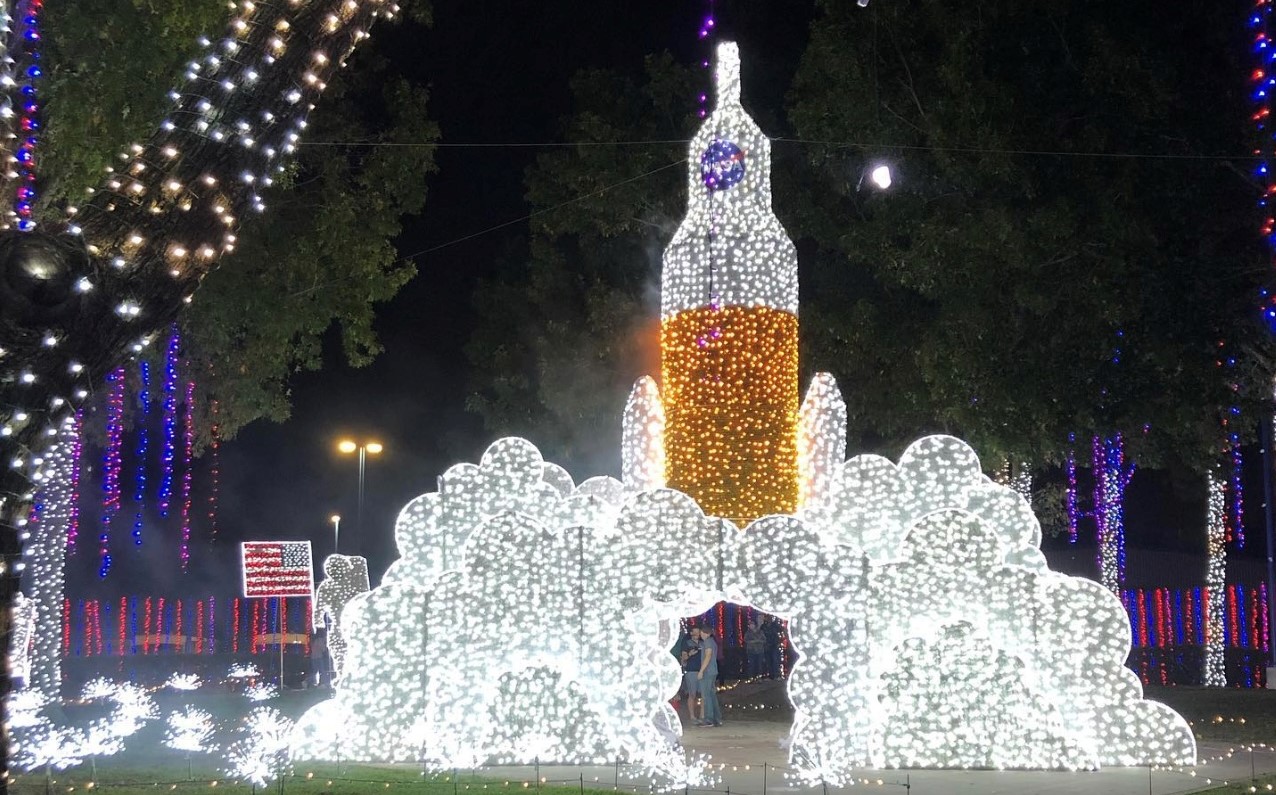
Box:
[798, 373, 847, 510]
[622, 376, 666, 491]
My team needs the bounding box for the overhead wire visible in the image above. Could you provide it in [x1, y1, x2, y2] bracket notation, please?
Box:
[298, 136, 1265, 161]
[326, 134, 1260, 261]
[392, 158, 685, 263]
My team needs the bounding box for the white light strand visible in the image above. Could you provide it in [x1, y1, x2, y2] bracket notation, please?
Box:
[1204, 470, 1227, 686]
[22, 415, 78, 697]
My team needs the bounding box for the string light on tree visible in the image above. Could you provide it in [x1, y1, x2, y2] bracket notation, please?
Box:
[1205, 471, 1227, 686]
[0, 0, 403, 768]
[159, 327, 180, 517]
[10, 0, 42, 231]
[132, 361, 151, 547]
[100, 368, 126, 578]
[180, 380, 195, 570]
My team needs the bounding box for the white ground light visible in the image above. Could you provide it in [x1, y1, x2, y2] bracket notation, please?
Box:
[293, 430, 1196, 783]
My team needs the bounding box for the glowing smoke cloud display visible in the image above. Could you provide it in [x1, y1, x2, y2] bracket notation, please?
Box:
[293, 436, 1195, 781]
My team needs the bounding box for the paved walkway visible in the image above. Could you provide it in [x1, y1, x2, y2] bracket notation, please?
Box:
[484, 714, 1276, 795]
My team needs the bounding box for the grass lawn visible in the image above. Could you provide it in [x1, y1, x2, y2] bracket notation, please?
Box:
[8, 763, 620, 795]
[1146, 686, 1276, 744]
[1193, 777, 1276, 793]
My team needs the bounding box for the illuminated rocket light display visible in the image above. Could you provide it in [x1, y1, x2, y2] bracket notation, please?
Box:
[296, 44, 1196, 782]
[652, 43, 801, 525]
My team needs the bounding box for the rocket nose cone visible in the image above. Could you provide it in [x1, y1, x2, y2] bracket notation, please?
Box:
[714, 42, 741, 109]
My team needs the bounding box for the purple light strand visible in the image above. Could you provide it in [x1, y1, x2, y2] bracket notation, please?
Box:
[179, 380, 195, 571]
[66, 409, 82, 553]
[696, 0, 716, 119]
[158, 327, 180, 517]
[100, 368, 126, 578]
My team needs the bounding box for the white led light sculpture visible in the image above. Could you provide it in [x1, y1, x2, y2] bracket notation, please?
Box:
[164, 673, 202, 691]
[621, 376, 666, 491]
[7, 678, 156, 772]
[314, 553, 371, 682]
[295, 433, 1194, 783]
[294, 41, 1191, 785]
[796, 373, 846, 511]
[165, 707, 216, 754]
[244, 683, 278, 702]
[225, 707, 293, 789]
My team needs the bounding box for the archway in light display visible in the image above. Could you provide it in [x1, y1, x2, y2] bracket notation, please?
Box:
[292, 434, 1196, 783]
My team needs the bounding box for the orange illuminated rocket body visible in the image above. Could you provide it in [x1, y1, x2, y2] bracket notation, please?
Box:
[623, 43, 844, 527]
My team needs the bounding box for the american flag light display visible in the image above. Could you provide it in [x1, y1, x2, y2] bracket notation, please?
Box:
[240, 541, 314, 599]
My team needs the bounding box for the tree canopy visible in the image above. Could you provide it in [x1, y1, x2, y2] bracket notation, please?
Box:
[43, 0, 438, 442]
[465, 0, 1271, 476]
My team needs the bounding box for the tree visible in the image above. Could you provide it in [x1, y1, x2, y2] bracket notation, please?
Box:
[0, 0, 408, 770]
[465, 0, 1271, 480]
[42, 0, 438, 442]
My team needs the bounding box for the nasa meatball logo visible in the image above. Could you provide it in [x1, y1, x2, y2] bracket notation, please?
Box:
[700, 138, 746, 192]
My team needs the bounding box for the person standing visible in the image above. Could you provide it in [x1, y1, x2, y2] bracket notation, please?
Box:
[698, 625, 722, 727]
[680, 627, 703, 724]
[744, 618, 765, 678]
[762, 616, 782, 679]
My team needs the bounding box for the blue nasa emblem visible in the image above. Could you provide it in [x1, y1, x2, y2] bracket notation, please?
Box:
[700, 139, 746, 192]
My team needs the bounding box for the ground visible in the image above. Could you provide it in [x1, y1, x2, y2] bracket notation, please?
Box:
[10, 680, 1276, 794]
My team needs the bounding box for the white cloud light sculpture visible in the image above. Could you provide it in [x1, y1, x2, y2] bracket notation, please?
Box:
[293, 433, 1195, 783]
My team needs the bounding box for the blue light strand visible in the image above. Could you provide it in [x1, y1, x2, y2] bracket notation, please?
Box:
[1065, 432, 1078, 543]
[158, 327, 180, 517]
[132, 361, 152, 547]
[1252, 0, 1276, 328]
[12, 0, 42, 231]
[99, 368, 126, 578]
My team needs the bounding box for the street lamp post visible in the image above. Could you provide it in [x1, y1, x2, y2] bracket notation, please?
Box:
[337, 439, 383, 553]
[330, 514, 341, 555]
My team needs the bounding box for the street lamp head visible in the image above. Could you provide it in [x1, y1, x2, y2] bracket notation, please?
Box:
[337, 439, 357, 454]
[868, 164, 892, 190]
[365, 442, 384, 455]
[330, 514, 340, 524]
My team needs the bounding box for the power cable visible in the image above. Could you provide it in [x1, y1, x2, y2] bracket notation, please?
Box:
[393, 159, 685, 262]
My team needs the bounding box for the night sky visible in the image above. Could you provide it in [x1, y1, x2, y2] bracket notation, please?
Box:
[208, 2, 796, 585]
[60, 0, 1271, 598]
